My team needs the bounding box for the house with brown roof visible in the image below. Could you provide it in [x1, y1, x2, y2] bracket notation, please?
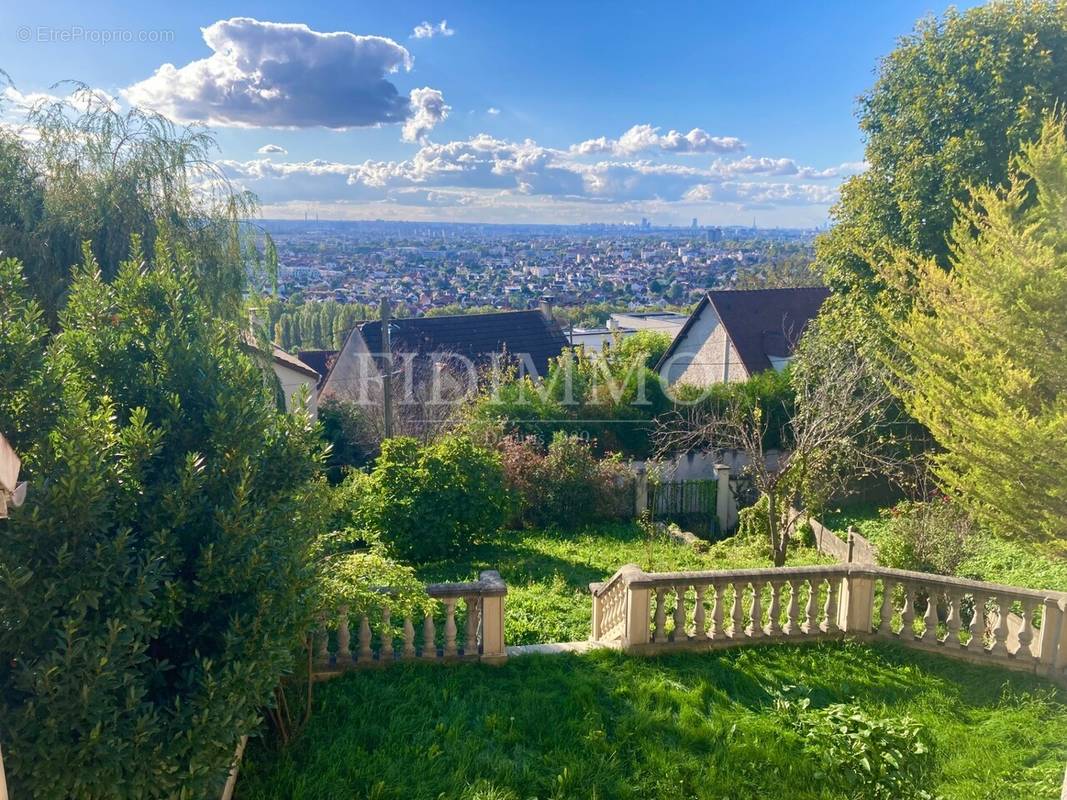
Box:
[314, 308, 569, 411]
[656, 287, 829, 387]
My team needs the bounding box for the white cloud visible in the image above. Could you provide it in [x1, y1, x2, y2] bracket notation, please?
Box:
[411, 20, 455, 39]
[486, 107, 501, 115]
[220, 133, 843, 216]
[257, 143, 287, 154]
[572, 124, 744, 157]
[402, 87, 451, 143]
[123, 17, 444, 134]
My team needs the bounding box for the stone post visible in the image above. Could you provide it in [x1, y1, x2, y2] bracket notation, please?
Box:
[622, 581, 651, 649]
[838, 568, 876, 634]
[478, 570, 508, 664]
[1042, 597, 1067, 678]
[634, 462, 648, 518]
[714, 464, 733, 533]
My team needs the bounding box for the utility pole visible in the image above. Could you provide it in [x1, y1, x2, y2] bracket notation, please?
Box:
[380, 298, 394, 439]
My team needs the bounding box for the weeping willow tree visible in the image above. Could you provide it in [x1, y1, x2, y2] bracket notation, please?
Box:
[0, 81, 274, 322]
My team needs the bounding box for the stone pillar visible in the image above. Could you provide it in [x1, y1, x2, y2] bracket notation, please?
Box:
[622, 584, 651, 649]
[634, 463, 648, 518]
[715, 464, 733, 533]
[838, 570, 876, 634]
[479, 570, 507, 664]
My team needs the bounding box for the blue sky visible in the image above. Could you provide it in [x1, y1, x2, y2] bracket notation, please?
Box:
[0, 1, 981, 226]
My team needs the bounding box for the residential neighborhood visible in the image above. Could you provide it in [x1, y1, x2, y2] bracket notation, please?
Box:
[1, 2, 1066, 800]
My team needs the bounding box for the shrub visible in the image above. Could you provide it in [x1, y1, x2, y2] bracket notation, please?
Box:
[876, 498, 976, 575]
[775, 691, 934, 800]
[340, 435, 507, 562]
[499, 433, 635, 530]
[317, 396, 374, 478]
[0, 247, 325, 799]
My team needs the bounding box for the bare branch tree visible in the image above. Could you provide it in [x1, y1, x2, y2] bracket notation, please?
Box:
[655, 333, 922, 565]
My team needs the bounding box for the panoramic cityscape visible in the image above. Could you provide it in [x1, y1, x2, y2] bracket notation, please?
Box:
[1, 2, 1066, 799]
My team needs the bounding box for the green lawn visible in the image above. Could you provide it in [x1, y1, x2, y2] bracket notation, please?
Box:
[822, 503, 1067, 593]
[415, 523, 832, 645]
[237, 642, 1067, 800]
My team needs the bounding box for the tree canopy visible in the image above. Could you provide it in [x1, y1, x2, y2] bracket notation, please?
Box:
[818, 1, 1067, 312]
[880, 118, 1067, 546]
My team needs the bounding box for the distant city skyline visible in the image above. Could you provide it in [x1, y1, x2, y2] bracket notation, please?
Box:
[0, 1, 983, 226]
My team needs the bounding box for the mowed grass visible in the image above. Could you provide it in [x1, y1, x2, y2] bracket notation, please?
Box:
[415, 523, 832, 644]
[237, 642, 1067, 800]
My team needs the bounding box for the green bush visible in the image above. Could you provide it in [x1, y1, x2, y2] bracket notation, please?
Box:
[340, 435, 507, 562]
[0, 246, 325, 799]
[499, 433, 635, 530]
[876, 499, 976, 575]
[775, 691, 934, 800]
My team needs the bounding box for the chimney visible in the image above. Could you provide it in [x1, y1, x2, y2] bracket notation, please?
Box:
[539, 296, 554, 320]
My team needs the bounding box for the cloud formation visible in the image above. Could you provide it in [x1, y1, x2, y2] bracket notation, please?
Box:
[219, 132, 844, 217]
[411, 20, 455, 39]
[257, 143, 288, 154]
[573, 124, 744, 156]
[402, 87, 451, 142]
[124, 17, 445, 137]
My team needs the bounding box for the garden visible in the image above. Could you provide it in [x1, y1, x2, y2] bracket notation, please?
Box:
[236, 642, 1067, 800]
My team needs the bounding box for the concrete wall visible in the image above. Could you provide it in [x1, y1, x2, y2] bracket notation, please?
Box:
[273, 362, 319, 417]
[659, 306, 747, 386]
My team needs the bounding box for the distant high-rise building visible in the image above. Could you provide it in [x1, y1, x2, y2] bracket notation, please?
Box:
[640, 217, 650, 229]
[691, 217, 698, 229]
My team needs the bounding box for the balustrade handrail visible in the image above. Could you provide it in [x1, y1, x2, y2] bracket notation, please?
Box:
[593, 562, 1067, 603]
[426, 570, 507, 599]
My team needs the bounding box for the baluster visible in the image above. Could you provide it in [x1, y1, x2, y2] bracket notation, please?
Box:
[801, 579, 818, 634]
[945, 590, 963, 648]
[823, 576, 840, 634]
[654, 588, 668, 643]
[990, 596, 1009, 656]
[783, 580, 800, 636]
[464, 595, 480, 656]
[422, 613, 437, 659]
[921, 588, 938, 644]
[747, 580, 764, 638]
[967, 593, 985, 651]
[402, 617, 416, 659]
[337, 605, 351, 664]
[358, 615, 373, 663]
[900, 585, 915, 638]
[694, 585, 707, 639]
[1016, 598, 1038, 658]
[730, 582, 745, 638]
[315, 616, 329, 664]
[443, 599, 458, 658]
[711, 583, 725, 639]
[672, 585, 688, 641]
[878, 579, 895, 635]
[378, 606, 393, 662]
[767, 581, 782, 636]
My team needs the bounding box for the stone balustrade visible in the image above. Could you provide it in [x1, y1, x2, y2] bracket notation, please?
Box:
[591, 563, 1067, 684]
[316, 570, 507, 675]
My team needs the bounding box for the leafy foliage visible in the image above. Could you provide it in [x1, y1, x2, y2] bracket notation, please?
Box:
[468, 345, 672, 458]
[338, 435, 507, 562]
[818, 1, 1067, 300]
[0, 86, 271, 322]
[775, 690, 934, 800]
[0, 244, 326, 798]
[881, 118, 1067, 543]
[498, 433, 634, 529]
